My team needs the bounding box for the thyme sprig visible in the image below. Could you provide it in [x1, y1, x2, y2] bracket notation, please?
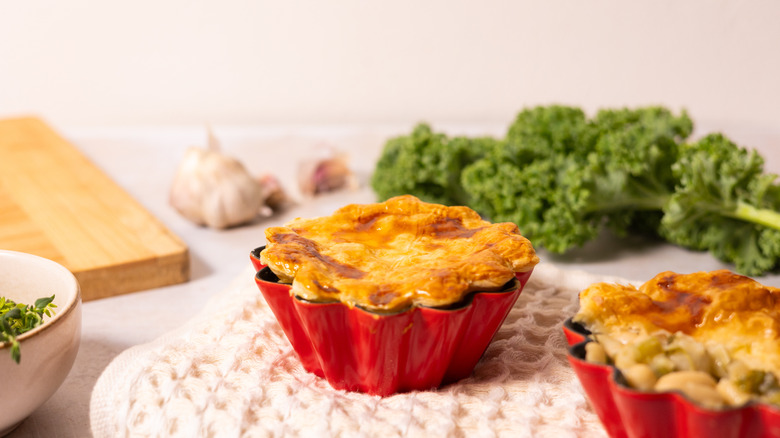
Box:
[0, 295, 57, 363]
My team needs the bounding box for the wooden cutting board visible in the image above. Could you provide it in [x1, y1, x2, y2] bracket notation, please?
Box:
[0, 117, 189, 301]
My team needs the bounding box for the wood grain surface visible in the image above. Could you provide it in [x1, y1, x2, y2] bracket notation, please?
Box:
[0, 117, 189, 300]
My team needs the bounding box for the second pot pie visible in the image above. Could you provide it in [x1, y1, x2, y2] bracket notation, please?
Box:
[573, 269, 780, 408]
[260, 195, 539, 313]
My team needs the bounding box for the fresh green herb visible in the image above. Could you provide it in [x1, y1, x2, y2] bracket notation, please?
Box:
[0, 295, 57, 363]
[462, 106, 693, 253]
[371, 123, 497, 207]
[371, 105, 780, 276]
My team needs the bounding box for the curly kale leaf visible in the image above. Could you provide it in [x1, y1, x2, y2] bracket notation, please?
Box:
[588, 106, 693, 235]
[661, 133, 780, 276]
[463, 105, 693, 253]
[463, 106, 599, 252]
[371, 123, 496, 206]
[505, 105, 593, 158]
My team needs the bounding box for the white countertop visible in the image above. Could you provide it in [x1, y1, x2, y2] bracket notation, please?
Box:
[8, 122, 780, 437]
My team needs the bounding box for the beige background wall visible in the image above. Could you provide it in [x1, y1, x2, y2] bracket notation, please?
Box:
[0, 1, 778, 128]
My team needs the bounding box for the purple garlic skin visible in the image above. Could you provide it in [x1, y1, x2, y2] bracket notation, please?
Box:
[298, 152, 357, 197]
[257, 173, 292, 217]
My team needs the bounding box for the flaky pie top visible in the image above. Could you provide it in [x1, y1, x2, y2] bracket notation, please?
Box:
[260, 195, 539, 312]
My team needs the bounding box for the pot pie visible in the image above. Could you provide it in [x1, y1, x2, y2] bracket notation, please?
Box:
[260, 195, 539, 313]
[573, 270, 780, 408]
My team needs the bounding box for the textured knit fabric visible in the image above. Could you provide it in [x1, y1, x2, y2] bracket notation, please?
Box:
[90, 263, 632, 437]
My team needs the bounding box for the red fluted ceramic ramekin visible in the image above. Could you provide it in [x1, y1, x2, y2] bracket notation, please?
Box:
[563, 318, 780, 438]
[251, 246, 533, 396]
[250, 246, 265, 272]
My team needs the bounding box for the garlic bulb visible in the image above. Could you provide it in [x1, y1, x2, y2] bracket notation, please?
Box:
[298, 147, 358, 197]
[169, 130, 266, 229]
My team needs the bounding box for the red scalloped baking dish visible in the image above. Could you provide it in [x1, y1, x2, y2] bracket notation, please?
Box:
[250, 246, 264, 272]
[252, 247, 533, 396]
[563, 318, 780, 438]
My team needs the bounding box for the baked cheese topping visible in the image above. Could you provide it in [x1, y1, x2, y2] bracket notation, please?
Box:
[260, 195, 539, 312]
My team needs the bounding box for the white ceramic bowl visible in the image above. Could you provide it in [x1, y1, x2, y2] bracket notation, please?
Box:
[0, 250, 81, 436]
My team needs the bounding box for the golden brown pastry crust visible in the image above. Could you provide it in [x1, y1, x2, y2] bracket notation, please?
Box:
[260, 195, 539, 312]
[575, 270, 780, 375]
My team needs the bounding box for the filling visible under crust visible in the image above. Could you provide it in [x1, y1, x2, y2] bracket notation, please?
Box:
[574, 270, 780, 408]
[260, 195, 539, 312]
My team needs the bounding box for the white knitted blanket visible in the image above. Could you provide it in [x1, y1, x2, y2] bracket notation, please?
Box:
[90, 263, 629, 437]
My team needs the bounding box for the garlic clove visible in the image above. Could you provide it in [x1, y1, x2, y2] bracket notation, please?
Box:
[298, 148, 358, 197]
[257, 173, 292, 216]
[169, 132, 266, 229]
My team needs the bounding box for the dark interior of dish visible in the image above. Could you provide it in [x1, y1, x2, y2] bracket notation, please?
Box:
[565, 317, 593, 362]
[257, 265, 280, 283]
[563, 318, 590, 337]
[255, 265, 519, 315]
[251, 246, 265, 260]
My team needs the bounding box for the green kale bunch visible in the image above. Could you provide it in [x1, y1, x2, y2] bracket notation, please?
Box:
[371, 105, 780, 276]
[371, 123, 497, 206]
[463, 105, 693, 252]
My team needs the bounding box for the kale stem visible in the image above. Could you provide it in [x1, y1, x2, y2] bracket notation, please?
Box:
[730, 202, 780, 231]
